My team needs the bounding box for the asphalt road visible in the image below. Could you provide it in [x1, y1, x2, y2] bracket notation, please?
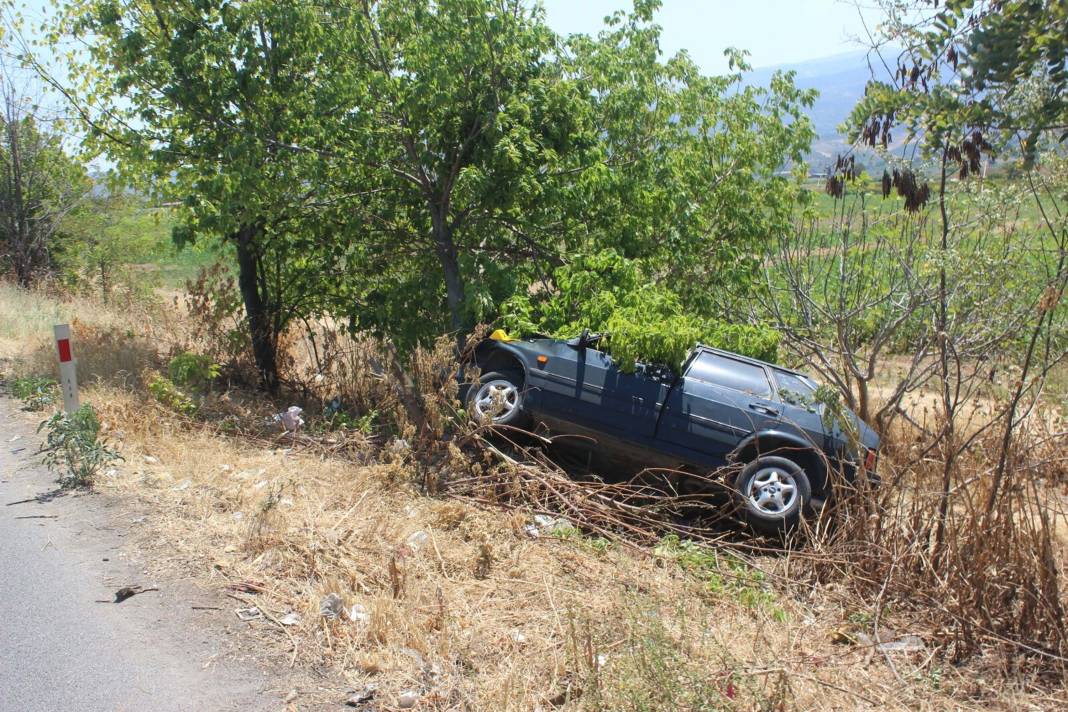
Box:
[0, 397, 283, 712]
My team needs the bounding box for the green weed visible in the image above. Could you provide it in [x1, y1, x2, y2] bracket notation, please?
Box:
[320, 402, 379, 434]
[148, 374, 197, 415]
[551, 522, 613, 555]
[655, 535, 785, 619]
[167, 351, 220, 391]
[38, 404, 122, 489]
[11, 375, 58, 411]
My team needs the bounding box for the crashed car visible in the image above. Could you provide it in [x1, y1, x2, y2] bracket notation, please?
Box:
[467, 330, 879, 533]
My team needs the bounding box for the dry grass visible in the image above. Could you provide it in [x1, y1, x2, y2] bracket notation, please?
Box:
[74, 388, 1021, 711]
[4, 281, 1068, 710]
[0, 281, 184, 386]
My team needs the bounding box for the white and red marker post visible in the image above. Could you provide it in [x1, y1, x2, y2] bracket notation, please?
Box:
[53, 323, 80, 414]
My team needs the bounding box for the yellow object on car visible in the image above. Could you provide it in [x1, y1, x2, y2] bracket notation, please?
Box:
[489, 329, 516, 342]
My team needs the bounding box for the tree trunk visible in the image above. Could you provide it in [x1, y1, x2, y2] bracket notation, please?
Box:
[856, 376, 870, 426]
[933, 151, 955, 564]
[234, 223, 279, 392]
[100, 259, 110, 303]
[431, 208, 466, 334]
[8, 120, 32, 288]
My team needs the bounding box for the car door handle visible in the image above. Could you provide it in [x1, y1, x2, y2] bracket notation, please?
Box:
[749, 403, 779, 417]
[633, 396, 645, 405]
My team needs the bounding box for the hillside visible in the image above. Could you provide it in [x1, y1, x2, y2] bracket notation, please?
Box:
[749, 49, 898, 169]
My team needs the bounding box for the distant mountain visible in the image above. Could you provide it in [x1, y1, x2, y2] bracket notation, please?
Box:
[748, 49, 895, 170]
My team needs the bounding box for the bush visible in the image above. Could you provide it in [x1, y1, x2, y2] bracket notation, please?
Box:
[167, 351, 220, 391]
[38, 404, 122, 489]
[148, 373, 198, 416]
[10, 375, 58, 411]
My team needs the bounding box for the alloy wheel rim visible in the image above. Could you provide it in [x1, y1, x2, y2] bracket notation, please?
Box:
[473, 380, 519, 422]
[746, 467, 799, 515]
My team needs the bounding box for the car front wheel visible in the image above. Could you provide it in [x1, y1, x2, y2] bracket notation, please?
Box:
[467, 371, 528, 427]
[733, 455, 811, 534]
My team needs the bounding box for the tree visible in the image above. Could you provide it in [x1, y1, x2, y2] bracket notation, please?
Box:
[314, 0, 592, 344]
[320, 0, 815, 350]
[53, 0, 815, 380]
[562, 6, 817, 316]
[57, 0, 347, 390]
[54, 191, 166, 301]
[0, 66, 88, 286]
[847, 0, 1068, 549]
[848, 0, 1067, 164]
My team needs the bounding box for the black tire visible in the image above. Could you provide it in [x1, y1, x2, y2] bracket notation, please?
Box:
[733, 455, 812, 534]
[466, 370, 528, 428]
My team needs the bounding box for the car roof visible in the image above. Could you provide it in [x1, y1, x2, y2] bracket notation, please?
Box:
[694, 345, 811, 379]
[523, 336, 811, 380]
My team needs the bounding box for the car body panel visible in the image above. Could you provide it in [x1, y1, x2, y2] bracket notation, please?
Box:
[473, 336, 879, 486]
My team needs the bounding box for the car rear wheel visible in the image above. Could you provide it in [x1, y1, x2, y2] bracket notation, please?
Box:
[467, 371, 528, 427]
[733, 455, 811, 534]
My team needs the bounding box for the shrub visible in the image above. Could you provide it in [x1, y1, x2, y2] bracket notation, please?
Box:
[11, 375, 58, 411]
[167, 351, 220, 391]
[147, 373, 198, 416]
[38, 404, 122, 489]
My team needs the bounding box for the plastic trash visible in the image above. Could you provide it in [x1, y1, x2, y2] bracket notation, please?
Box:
[273, 406, 305, 432]
[877, 635, 926, 653]
[320, 593, 344, 619]
[405, 530, 429, 551]
[235, 606, 262, 621]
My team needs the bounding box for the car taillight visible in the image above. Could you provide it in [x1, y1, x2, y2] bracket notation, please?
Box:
[864, 448, 877, 471]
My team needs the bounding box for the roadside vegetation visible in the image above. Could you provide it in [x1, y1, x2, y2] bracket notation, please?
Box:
[1, 0, 1067, 709]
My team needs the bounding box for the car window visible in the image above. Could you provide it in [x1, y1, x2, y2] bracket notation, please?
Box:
[773, 370, 816, 406]
[686, 352, 772, 399]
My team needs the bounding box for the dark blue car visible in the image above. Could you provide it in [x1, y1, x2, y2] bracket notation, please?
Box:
[467, 331, 879, 533]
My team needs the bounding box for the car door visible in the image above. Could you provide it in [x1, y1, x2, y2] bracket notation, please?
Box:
[550, 347, 662, 439]
[655, 350, 782, 461]
[526, 345, 642, 432]
[591, 359, 669, 440]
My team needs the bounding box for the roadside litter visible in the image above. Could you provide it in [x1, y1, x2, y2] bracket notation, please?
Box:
[96, 585, 159, 603]
[345, 684, 377, 707]
[273, 406, 305, 433]
[319, 592, 344, 619]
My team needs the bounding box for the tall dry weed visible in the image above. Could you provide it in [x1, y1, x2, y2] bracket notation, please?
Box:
[798, 412, 1068, 678]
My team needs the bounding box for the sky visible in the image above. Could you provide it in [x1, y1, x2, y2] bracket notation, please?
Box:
[539, 0, 883, 71]
[9, 1, 884, 76]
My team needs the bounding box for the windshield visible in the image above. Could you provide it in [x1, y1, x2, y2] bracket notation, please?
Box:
[773, 370, 817, 406]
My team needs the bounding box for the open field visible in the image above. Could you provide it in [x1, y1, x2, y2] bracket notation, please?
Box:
[3, 284, 1068, 710]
